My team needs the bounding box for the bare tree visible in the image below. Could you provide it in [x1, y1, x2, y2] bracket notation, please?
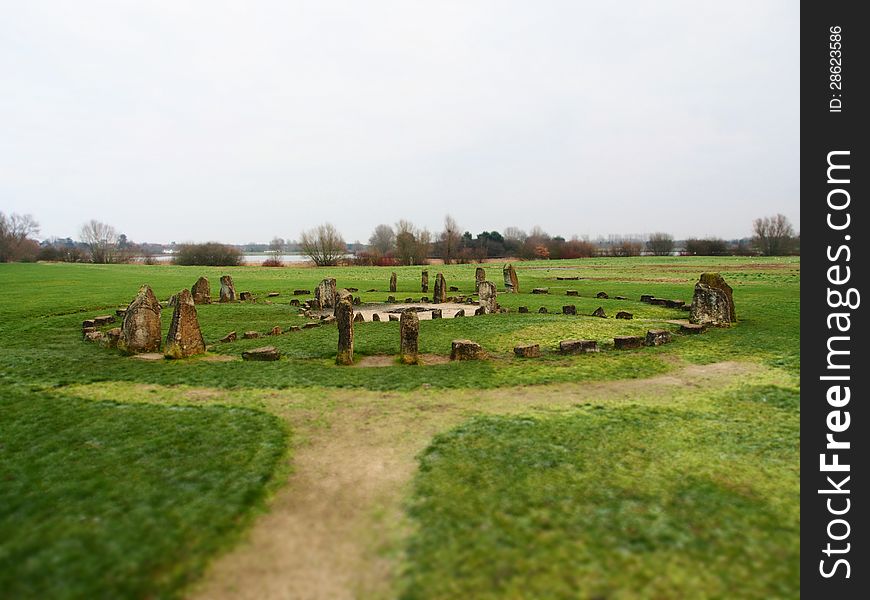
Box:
[752, 214, 795, 256]
[502, 227, 527, 243]
[394, 219, 430, 265]
[299, 223, 347, 266]
[368, 224, 395, 256]
[438, 214, 462, 264]
[646, 232, 675, 256]
[79, 220, 120, 263]
[0, 212, 40, 262]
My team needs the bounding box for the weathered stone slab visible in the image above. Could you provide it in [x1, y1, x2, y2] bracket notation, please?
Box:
[268, 326, 282, 336]
[478, 281, 498, 314]
[400, 310, 419, 364]
[354, 312, 364, 322]
[448, 286, 459, 292]
[267, 292, 280, 297]
[645, 329, 672, 346]
[290, 299, 300, 307]
[513, 343, 540, 358]
[664, 299, 685, 309]
[559, 339, 598, 354]
[640, 294, 654, 303]
[191, 277, 211, 304]
[531, 288, 549, 294]
[372, 313, 381, 322]
[335, 299, 354, 365]
[433, 273, 447, 303]
[293, 289, 311, 295]
[518, 306, 529, 313]
[303, 322, 320, 329]
[431, 309, 442, 319]
[315, 278, 337, 309]
[615, 311, 633, 319]
[556, 276, 579, 280]
[94, 315, 116, 326]
[219, 275, 237, 302]
[475, 267, 486, 290]
[220, 331, 237, 343]
[591, 307, 607, 318]
[118, 285, 162, 355]
[239, 291, 253, 301]
[614, 336, 644, 350]
[82, 319, 96, 329]
[84, 331, 103, 343]
[389, 314, 399, 322]
[615, 296, 628, 300]
[164, 289, 206, 359]
[650, 298, 667, 306]
[690, 273, 736, 326]
[680, 323, 705, 334]
[503, 264, 519, 293]
[242, 346, 280, 361]
[450, 339, 485, 360]
[243, 331, 260, 339]
[562, 305, 576, 315]
[596, 292, 609, 299]
[566, 290, 578, 296]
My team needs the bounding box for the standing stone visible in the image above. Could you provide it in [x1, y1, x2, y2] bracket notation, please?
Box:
[475, 267, 486, 290]
[454, 309, 465, 318]
[335, 300, 354, 365]
[191, 277, 211, 304]
[316, 278, 338, 309]
[538, 306, 548, 313]
[421, 270, 429, 293]
[596, 292, 609, 299]
[354, 312, 365, 323]
[431, 308, 442, 319]
[164, 289, 206, 359]
[334, 289, 353, 315]
[433, 273, 447, 303]
[400, 310, 420, 364]
[118, 285, 162, 355]
[616, 311, 633, 319]
[372, 313, 381, 322]
[562, 305, 576, 315]
[591, 307, 607, 318]
[503, 264, 520, 293]
[219, 275, 237, 302]
[690, 273, 736, 326]
[518, 306, 529, 313]
[478, 281, 498, 314]
[389, 272, 397, 293]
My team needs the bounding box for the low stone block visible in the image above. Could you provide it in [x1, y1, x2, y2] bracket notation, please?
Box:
[518, 306, 529, 313]
[591, 307, 607, 318]
[242, 346, 280, 361]
[645, 329, 672, 346]
[614, 336, 644, 349]
[268, 326, 282, 336]
[559, 339, 598, 354]
[220, 331, 237, 343]
[101, 328, 122, 349]
[566, 290, 579, 296]
[354, 312, 364, 322]
[389, 314, 399, 322]
[680, 323, 705, 334]
[596, 292, 609, 299]
[267, 292, 280, 297]
[94, 315, 116, 326]
[513, 343, 540, 358]
[562, 305, 576, 315]
[84, 331, 103, 343]
[615, 311, 633, 319]
[431, 309, 442, 319]
[538, 307, 548, 313]
[640, 294, 654, 303]
[303, 322, 320, 329]
[242, 331, 260, 339]
[82, 319, 96, 329]
[293, 289, 311, 295]
[450, 339, 485, 360]
[531, 288, 549, 294]
[239, 291, 253, 301]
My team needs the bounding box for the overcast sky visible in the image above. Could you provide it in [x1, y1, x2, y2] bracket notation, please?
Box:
[1, 1, 799, 245]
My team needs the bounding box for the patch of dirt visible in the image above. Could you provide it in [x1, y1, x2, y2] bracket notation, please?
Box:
[187, 360, 766, 600]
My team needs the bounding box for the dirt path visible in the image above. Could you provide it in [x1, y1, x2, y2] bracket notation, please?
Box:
[180, 361, 763, 600]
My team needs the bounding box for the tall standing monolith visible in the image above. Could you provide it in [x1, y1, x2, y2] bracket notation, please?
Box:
[164, 289, 206, 359]
[118, 284, 162, 354]
[400, 309, 419, 364]
[335, 299, 354, 365]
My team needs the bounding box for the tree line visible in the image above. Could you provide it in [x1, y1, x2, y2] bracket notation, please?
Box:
[1, 211, 798, 265]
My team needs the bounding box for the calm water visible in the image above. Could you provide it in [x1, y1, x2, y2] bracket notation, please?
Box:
[146, 254, 313, 265]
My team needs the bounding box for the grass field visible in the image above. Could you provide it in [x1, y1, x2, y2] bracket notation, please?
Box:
[0, 257, 799, 599]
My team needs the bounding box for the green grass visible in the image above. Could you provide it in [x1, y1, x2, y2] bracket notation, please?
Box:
[402, 385, 800, 600]
[0, 389, 288, 600]
[0, 257, 799, 597]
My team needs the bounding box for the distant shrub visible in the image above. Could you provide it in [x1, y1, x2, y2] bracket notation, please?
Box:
[352, 251, 399, 267]
[173, 243, 242, 266]
[685, 238, 729, 256]
[261, 257, 284, 267]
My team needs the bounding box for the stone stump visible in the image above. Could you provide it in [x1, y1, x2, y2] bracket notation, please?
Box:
[559, 339, 598, 354]
[513, 343, 540, 358]
[389, 272, 397, 293]
[596, 292, 609, 299]
[431, 309, 442, 319]
[615, 311, 633, 319]
[164, 289, 206, 359]
[591, 307, 607, 318]
[191, 277, 211, 304]
[532, 288, 549, 294]
[421, 270, 429, 293]
[354, 312, 364, 323]
[645, 330, 672, 346]
[690, 273, 736, 327]
[118, 285, 162, 355]
[518, 306, 529, 313]
[433, 273, 447, 303]
[400, 310, 420, 364]
[219, 275, 236, 302]
[450, 339, 485, 361]
[503, 264, 519, 293]
[335, 299, 354, 365]
[566, 290, 578, 296]
[315, 278, 338, 310]
[614, 336, 644, 350]
[478, 281, 498, 314]
[242, 346, 280, 361]
[562, 305, 576, 315]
